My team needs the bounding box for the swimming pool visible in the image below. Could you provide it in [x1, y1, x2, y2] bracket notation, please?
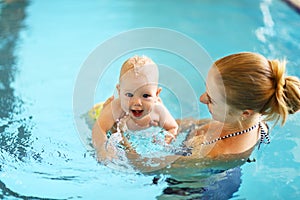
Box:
[1, 0, 300, 199]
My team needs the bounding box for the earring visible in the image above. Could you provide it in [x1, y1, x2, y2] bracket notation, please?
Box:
[241, 116, 244, 121]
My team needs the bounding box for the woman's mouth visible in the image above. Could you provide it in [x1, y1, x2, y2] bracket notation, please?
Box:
[131, 110, 144, 117]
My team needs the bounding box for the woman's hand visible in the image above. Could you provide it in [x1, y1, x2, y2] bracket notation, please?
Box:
[96, 145, 118, 163]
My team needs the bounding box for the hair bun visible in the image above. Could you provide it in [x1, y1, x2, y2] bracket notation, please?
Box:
[284, 76, 300, 114]
[268, 59, 286, 90]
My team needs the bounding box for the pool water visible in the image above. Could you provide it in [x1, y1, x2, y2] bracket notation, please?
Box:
[1, 0, 300, 199]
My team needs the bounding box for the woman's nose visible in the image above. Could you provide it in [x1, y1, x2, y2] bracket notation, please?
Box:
[199, 93, 208, 104]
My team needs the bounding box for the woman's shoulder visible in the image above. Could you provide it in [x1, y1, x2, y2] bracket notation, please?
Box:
[183, 119, 258, 159]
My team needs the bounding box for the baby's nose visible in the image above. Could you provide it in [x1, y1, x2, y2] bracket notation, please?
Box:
[131, 97, 142, 106]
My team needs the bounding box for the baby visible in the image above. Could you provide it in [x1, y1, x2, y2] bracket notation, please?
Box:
[92, 55, 178, 161]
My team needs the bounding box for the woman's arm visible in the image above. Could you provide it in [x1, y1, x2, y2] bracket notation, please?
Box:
[125, 150, 181, 173]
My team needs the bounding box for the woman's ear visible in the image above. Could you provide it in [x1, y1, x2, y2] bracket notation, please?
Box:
[242, 109, 254, 119]
[156, 87, 162, 97]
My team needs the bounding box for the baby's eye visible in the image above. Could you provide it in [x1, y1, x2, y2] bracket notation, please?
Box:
[125, 93, 133, 97]
[142, 94, 152, 98]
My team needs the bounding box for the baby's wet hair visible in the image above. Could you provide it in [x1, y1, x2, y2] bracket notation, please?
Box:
[119, 55, 155, 80]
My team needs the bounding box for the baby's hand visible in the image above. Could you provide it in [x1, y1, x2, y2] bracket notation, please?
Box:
[164, 132, 177, 144]
[150, 120, 173, 144]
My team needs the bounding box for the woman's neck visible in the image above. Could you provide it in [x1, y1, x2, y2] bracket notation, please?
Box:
[221, 114, 261, 136]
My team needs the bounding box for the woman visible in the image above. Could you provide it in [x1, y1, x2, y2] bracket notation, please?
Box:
[92, 52, 300, 173]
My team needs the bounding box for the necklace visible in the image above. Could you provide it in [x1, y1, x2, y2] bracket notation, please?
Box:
[201, 122, 259, 145]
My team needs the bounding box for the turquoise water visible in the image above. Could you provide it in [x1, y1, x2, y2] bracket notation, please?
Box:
[1, 0, 300, 199]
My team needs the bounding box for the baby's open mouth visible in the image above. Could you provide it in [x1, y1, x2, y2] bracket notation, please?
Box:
[131, 110, 143, 117]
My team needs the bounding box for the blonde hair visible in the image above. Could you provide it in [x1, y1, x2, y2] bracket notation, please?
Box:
[214, 52, 300, 125]
[119, 55, 155, 80]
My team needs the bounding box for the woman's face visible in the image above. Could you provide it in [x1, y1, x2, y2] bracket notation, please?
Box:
[199, 67, 237, 122]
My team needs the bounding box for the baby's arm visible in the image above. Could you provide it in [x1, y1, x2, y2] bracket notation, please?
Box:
[155, 103, 178, 144]
[92, 100, 120, 161]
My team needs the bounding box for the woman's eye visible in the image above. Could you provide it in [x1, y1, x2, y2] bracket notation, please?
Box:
[208, 97, 213, 104]
[206, 93, 213, 104]
[142, 94, 151, 98]
[125, 93, 133, 97]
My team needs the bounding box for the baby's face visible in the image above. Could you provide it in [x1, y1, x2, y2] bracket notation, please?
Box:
[118, 67, 159, 120]
[120, 83, 158, 120]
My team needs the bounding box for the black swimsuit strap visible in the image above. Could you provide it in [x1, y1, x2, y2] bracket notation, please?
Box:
[258, 121, 270, 150]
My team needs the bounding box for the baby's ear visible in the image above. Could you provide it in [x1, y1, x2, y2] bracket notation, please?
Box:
[156, 87, 162, 97]
[116, 84, 120, 95]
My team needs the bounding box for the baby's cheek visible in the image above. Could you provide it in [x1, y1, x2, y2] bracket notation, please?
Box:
[121, 101, 130, 111]
[142, 100, 153, 107]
